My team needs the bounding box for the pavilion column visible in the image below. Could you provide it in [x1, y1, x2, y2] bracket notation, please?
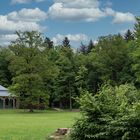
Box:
[13, 99, 15, 109]
[3, 98, 5, 109]
[16, 98, 20, 109]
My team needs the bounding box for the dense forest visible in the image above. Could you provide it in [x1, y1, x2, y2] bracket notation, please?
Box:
[0, 17, 140, 112]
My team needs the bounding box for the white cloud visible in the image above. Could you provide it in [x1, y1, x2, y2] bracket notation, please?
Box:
[0, 8, 47, 33]
[48, 0, 106, 22]
[0, 8, 47, 45]
[0, 34, 18, 46]
[119, 29, 128, 35]
[11, 0, 29, 4]
[48, 0, 135, 23]
[52, 33, 88, 45]
[11, 0, 45, 4]
[105, 8, 115, 16]
[0, 15, 42, 32]
[105, 8, 135, 23]
[119, 28, 134, 35]
[7, 8, 47, 22]
[113, 12, 135, 23]
[54, 0, 99, 8]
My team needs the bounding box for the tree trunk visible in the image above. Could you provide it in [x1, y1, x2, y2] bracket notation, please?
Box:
[59, 101, 63, 109]
[69, 92, 72, 111]
[29, 108, 34, 112]
[69, 81, 72, 111]
[29, 104, 34, 112]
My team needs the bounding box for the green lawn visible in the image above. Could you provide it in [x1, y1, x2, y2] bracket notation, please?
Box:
[0, 109, 79, 140]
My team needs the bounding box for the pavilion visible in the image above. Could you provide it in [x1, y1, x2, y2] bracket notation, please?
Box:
[0, 85, 18, 109]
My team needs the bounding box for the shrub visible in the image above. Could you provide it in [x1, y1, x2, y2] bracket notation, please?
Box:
[70, 84, 140, 140]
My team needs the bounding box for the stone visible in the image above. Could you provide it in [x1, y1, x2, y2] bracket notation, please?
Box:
[48, 128, 71, 140]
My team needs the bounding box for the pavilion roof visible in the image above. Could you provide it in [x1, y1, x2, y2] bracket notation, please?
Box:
[0, 85, 9, 97]
[0, 85, 8, 91]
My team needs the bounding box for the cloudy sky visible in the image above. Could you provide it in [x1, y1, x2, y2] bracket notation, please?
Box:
[0, 0, 139, 47]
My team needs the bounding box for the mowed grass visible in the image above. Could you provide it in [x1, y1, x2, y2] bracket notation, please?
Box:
[0, 109, 79, 140]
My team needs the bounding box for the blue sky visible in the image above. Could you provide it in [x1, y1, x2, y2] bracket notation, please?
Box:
[0, 0, 139, 47]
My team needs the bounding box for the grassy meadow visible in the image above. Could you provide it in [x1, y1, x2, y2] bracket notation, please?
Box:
[0, 110, 79, 140]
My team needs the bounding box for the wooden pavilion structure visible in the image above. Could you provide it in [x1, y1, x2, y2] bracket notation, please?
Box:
[0, 85, 18, 109]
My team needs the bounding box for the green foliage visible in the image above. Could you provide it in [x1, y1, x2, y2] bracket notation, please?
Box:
[0, 17, 140, 113]
[0, 47, 12, 87]
[132, 17, 140, 84]
[78, 34, 135, 93]
[124, 29, 134, 42]
[44, 37, 54, 49]
[9, 31, 49, 111]
[134, 17, 140, 42]
[75, 65, 88, 91]
[87, 35, 134, 88]
[54, 47, 76, 109]
[63, 37, 70, 48]
[70, 84, 140, 140]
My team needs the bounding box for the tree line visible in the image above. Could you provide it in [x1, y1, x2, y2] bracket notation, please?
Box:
[0, 17, 140, 112]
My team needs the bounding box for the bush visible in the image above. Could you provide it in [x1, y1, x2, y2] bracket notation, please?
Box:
[70, 84, 140, 140]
